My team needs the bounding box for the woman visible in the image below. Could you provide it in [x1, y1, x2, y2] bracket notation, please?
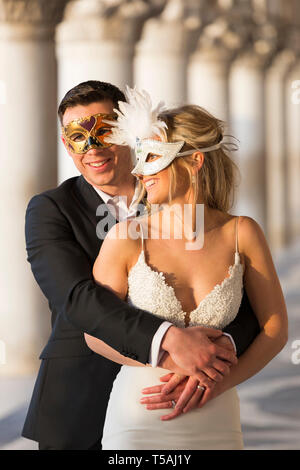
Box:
[85, 88, 288, 449]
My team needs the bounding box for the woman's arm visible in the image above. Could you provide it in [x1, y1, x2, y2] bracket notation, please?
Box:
[196, 215, 288, 407]
[84, 221, 146, 367]
[84, 334, 143, 366]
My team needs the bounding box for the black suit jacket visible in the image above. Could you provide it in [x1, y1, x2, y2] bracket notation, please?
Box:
[22, 175, 260, 449]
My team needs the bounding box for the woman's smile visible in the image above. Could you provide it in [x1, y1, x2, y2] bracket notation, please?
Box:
[143, 178, 160, 191]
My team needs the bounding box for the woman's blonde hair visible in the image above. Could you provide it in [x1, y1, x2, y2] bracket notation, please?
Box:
[137, 105, 240, 213]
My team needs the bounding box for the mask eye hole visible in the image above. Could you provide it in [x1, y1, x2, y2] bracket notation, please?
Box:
[95, 127, 112, 137]
[70, 132, 85, 142]
[146, 153, 162, 162]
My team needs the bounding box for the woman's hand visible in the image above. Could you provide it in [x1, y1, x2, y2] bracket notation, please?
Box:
[140, 373, 216, 420]
[195, 379, 228, 409]
[140, 373, 188, 420]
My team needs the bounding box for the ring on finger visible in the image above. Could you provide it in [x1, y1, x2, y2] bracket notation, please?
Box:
[171, 400, 176, 408]
[197, 385, 205, 391]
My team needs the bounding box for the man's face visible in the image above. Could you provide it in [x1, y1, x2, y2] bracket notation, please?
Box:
[62, 101, 133, 190]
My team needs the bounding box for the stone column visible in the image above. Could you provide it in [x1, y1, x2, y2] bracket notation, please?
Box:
[285, 59, 300, 242]
[229, 51, 267, 229]
[227, 0, 284, 234]
[188, 44, 231, 122]
[187, 3, 247, 123]
[283, 1, 300, 243]
[0, 0, 68, 375]
[134, 0, 201, 108]
[56, 0, 153, 183]
[265, 49, 295, 252]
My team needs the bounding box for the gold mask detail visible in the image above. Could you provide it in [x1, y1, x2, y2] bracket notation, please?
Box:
[62, 113, 117, 154]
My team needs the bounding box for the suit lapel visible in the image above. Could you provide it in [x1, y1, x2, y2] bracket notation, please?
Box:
[72, 175, 117, 234]
[72, 175, 146, 246]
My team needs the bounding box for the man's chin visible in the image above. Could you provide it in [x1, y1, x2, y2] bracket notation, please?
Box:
[83, 173, 114, 188]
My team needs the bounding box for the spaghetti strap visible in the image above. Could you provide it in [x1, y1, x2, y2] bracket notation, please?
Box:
[235, 216, 239, 253]
[139, 222, 144, 252]
[234, 216, 240, 265]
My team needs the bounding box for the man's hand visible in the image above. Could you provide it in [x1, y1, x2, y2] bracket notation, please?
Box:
[161, 326, 237, 386]
[142, 334, 236, 420]
[213, 334, 236, 353]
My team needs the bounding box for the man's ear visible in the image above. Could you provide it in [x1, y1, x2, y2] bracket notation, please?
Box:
[61, 135, 72, 158]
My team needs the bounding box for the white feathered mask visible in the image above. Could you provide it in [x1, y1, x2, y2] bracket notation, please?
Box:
[103, 86, 185, 176]
[104, 86, 238, 176]
[104, 87, 167, 147]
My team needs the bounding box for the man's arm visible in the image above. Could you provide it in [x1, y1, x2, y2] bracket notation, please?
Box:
[223, 289, 261, 357]
[25, 194, 163, 364]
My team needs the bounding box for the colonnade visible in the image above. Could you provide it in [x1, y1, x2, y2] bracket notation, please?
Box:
[0, 0, 299, 374]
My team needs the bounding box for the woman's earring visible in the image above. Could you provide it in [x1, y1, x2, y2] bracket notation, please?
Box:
[192, 175, 196, 183]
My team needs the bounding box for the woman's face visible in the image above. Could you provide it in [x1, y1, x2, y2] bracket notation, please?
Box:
[135, 134, 202, 205]
[139, 154, 170, 204]
[137, 153, 191, 205]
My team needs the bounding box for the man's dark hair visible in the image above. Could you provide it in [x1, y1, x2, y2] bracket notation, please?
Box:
[58, 80, 126, 124]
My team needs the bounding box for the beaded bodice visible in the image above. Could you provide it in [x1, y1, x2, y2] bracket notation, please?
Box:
[127, 217, 244, 329]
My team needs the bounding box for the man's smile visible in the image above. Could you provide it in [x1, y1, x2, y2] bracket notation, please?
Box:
[85, 158, 112, 171]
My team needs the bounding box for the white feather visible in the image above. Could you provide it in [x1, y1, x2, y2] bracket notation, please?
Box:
[104, 86, 168, 148]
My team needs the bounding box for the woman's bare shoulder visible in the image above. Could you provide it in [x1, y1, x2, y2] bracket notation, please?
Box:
[216, 214, 265, 268]
[237, 215, 264, 237]
[104, 219, 142, 251]
[103, 216, 153, 262]
[222, 213, 262, 235]
[235, 215, 269, 257]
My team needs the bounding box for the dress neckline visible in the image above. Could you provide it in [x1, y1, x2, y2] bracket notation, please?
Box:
[128, 249, 244, 321]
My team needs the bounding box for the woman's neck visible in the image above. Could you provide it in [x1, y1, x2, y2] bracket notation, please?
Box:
[156, 191, 219, 241]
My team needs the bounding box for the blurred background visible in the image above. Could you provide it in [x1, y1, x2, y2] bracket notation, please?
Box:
[0, 0, 299, 450]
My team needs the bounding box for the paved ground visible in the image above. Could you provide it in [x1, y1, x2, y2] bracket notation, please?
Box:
[1, 239, 299, 451]
[237, 238, 300, 450]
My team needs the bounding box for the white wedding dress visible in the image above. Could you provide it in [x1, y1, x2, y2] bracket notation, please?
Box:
[102, 217, 244, 450]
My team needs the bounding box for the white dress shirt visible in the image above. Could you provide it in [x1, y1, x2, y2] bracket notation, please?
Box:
[92, 184, 236, 367]
[93, 184, 141, 222]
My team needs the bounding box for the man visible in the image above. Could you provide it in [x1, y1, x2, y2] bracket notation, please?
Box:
[22, 81, 259, 450]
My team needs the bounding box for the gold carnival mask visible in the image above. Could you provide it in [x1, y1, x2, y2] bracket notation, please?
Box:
[62, 112, 117, 154]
